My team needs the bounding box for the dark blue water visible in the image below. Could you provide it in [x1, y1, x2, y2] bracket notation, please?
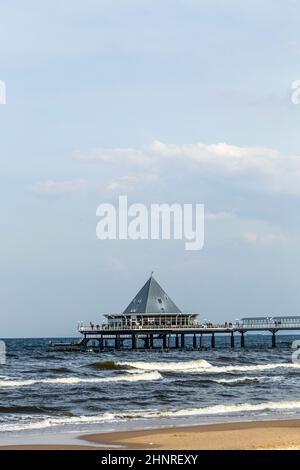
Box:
[1, 335, 300, 438]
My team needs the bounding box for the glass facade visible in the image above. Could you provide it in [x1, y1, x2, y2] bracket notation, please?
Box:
[240, 316, 300, 328]
[106, 314, 198, 328]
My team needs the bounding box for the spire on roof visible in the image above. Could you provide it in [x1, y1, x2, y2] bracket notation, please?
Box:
[123, 275, 182, 314]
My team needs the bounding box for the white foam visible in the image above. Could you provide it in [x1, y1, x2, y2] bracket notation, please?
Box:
[0, 371, 162, 388]
[0, 412, 117, 432]
[209, 363, 300, 373]
[118, 359, 300, 374]
[0, 379, 37, 387]
[2, 399, 300, 432]
[149, 400, 300, 418]
[119, 359, 212, 371]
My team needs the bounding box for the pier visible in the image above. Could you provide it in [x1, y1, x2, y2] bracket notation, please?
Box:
[67, 317, 300, 352]
[49, 275, 300, 352]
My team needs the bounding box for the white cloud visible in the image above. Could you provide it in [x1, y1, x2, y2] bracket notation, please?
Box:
[242, 232, 287, 245]
[75, 140, 300, 195]
[30, 179, 90, 195]
[33, 140, 300, 199]
[30, 172, 159, 196]
[105, 175, 139, 191]
[104, 173, 158, 192]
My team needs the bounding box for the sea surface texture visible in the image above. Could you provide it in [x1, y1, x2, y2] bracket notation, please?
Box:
[1, 336, 300, 437]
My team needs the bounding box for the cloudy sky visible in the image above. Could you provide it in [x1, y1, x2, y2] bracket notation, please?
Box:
[1, 0, 300, 337]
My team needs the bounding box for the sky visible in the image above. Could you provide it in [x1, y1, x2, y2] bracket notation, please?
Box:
[1, 0, 300, 337]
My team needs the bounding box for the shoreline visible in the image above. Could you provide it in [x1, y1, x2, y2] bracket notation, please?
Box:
[1, 418, 300, 450]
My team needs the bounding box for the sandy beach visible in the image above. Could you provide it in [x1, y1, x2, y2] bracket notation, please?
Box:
[1, 419, 300, 450]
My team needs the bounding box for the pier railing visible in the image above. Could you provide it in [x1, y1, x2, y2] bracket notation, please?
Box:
[237, 321, 300, 330]
[77, 321, 300, 333]
[77, 323, 233, 333]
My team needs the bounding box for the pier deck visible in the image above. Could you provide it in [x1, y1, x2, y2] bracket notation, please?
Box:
[49, 320, 300, 352]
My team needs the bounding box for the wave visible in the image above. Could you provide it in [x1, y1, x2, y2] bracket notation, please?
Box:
[118, 359, 212, 371]
[204, 363, 300, 374]
[88, 361, 131, 371]
[2, 399, 300, 432]
[0, 412, 117, 432]
[0, 405, 73, 415]
[118, 359, 300, 374]
[211, 375, 275, 384]
[2, 359, 297, 389]
[216, 354, 238, 362]
[35, 367, 72, 374]
[0, 371, 162, 388]
[210, 363, 300, 373]
[137, 400, 300, 419]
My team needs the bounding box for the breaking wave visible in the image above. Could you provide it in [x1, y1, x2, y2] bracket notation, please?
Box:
[2, 399, 300, 432]
[118, 359, 300, 374]
[0, 371, 162, 388]
[118, 359, 212, 371]
[139, 400, 300, 419]
[0, 412, 117, 432]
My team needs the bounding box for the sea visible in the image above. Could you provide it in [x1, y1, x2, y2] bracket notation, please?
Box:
[1, 334, 300, 443]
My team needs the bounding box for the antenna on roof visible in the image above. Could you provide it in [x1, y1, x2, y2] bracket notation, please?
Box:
[150, 271, 154, 277]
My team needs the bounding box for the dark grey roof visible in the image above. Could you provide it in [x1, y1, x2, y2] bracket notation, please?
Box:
[123, 275, 182, 314]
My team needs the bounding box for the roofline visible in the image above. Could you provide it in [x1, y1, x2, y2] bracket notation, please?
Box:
[123, 275, 182, 314]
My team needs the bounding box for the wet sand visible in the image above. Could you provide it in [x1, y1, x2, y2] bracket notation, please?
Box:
[2, 419, 300, 450]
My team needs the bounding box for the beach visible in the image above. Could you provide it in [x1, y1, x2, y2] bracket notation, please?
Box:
[82, 419, 300, 450]
[1, 419, 300, 450]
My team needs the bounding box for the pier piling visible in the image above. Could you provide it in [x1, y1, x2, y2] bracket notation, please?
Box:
[115, 335, 120, 350]
[241, 331, 245, 348]
[272, 330, 276, 348]
[132, 334, 137, 350]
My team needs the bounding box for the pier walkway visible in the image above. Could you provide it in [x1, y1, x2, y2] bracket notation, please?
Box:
[49, 316, 300, 352]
